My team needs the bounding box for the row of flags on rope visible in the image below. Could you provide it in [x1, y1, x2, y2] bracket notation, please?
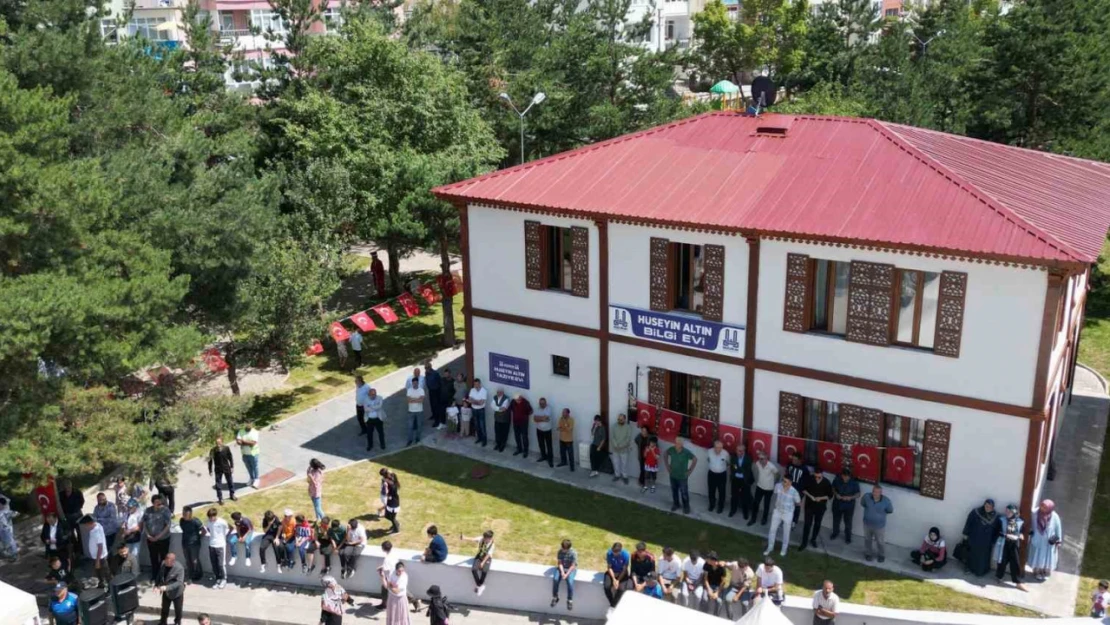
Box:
[635, 400, 915, 486]
[305, 273, 463, 356]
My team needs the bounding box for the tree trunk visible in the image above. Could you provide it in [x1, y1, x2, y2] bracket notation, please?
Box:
[386, 241, 402, 296]
[439, 230, 456, 348]
[225, 347, 241, 396]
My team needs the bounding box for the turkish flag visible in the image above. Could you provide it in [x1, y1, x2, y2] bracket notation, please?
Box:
[438, 273, 461, 297]
[398, 292, 421, 317]
[419, 283, 441, 305]
[884, 447, 915, 485]
[202, 348, 228, 373]
[329, 322, 350, 342]
[746, 430, 773, 460]
[350, 311, 377, 332]
[718, 424, 742, 453]
[305, 340, 324, 356]
[372, 303, 399, 324]
[778, 435, 804, 467]
[634, 401, 656, 432]
[658, 409, 682, 442]
[852, 445, 880, 483]
[33, 477, 58, 519]
[690, 418, 715, 449]
[817, 441, 843, 475]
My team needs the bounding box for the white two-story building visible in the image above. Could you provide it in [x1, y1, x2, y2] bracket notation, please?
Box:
[433, 112, 1110, 550]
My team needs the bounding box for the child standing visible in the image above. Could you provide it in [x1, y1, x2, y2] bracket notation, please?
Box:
[460, 400, 473, 438]
[1092, 580, 1110, 618]
[642, 438, 659, 494]
[446, 402, 460, 436]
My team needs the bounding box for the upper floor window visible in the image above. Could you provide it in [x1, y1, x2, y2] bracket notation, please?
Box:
[128, 17, 171, 41]
[524, 220, 589, 297]
[649, 237, 725, 321]
[100, 18, 119, 42]
[323, 8, 343, 31]
[783, 253, 966, 358]
[250, 10, 286, 35]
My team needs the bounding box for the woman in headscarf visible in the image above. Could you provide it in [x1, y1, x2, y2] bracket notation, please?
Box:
[1028, 499, 1062, 580]
[910, 527, 947, 571]
[994, 504, 1027, 591]
[961, 499, 998, 576]
[424, 585, 455, 625]
[319, 575, 350, 625]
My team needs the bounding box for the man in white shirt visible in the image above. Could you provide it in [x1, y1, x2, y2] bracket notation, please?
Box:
[756, 557, 784, 605]
[680, 549, 706, 610]
[405, 376, 426, 446]
[204, 509, 230, 588]
[765, 476, 801, 557]
[235, 423, 261, 488]
[81, 515, 110, 588]
[533, 397, 554, 467]
[349, 330, 363, 366]
[749, 451, 779, 527]
[656, 546, 683, 603]
[706, 439, 730, 514]
[375, 540, 399, 609]
[813, 580, 840, 623]
[468, 379, 489, 446]
[354, 376, 370, 436]
[365, 387, 386, 451]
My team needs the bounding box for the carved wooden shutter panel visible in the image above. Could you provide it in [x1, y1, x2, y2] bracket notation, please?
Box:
[920, 420, 951, 500]
[777, 392, 803, 437]
[858, 407, 884, 446]
[783, 253, 809, 332]
[702, 244, 725, 322]
[934, 271, 967, 358]
[650, 238, 672, 311]
[846, 260, 895, 346]
[524, 220, 543, 290]
[838, 404, 863, 445]
[648, 368, 667, 407]
[701, 377, 721, 423]
[570, 226, 590, 298]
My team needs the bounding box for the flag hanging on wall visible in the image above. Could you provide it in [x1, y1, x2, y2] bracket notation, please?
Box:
[419, 283, 442, 305]
[372, 303, 399, 324]
[329, 322, 350, 342]
[689, 418, 716, 449]
[305, 340, 324, 356]
[851, 445, 881, 482]
[350, 311, 377, 332]
[777, 435, 804, 467]
[717, 424, 742, 452]
[817, 441, 844, 475]
[745, 430, 773, 459]
[884, 447, 915, 485]
[657, 409, 682, 442]
[397, 292, 421, 317]
[634, 401, 657, 432]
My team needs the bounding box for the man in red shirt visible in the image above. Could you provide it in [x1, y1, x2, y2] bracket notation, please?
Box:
[370, 251, 386, 297]
[509, 394, 533, 458]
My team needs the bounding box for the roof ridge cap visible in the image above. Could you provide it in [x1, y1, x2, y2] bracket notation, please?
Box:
[870, 120, 1085, 263]
[433, 111, 727, 195]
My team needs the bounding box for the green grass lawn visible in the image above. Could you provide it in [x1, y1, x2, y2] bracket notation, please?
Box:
[228, 447, 1034, 617]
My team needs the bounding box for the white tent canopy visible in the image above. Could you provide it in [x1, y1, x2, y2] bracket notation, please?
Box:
[607, 591, 731, 625]
[737, 597, 797, 625]
[0, 580, 41, 625]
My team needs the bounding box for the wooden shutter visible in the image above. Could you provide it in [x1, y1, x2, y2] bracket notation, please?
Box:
[933, 271, 967, 358]
[701, 376, 721, 423]
[648, 367, 667, 407]
[858, 407, 884, 446]
[702, 244, 726, 322]
[783, 253, 809, 332]
[920, 420, 951, 500]
[570, 226, 590, 298]
[846, 260, 895, 346]
[838, 404, 863, 445]
[650, 238, 672, 311]
[777, 391, 803, 437]
[524, 220, 543, 290]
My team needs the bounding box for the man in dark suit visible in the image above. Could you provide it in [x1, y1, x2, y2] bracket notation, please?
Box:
[41, 511, 71, 569]
[729, 443, 754, 520]
[156, 552, 186, 625]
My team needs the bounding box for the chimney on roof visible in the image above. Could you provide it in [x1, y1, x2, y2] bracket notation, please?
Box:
[753, 114, 794, 137]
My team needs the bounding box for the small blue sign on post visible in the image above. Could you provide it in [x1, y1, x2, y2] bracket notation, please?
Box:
[489, 353, 530, 389]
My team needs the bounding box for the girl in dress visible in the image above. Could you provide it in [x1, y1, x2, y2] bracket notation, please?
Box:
[1028, 499, 1062, 580]
[643, 438, 660, 494]
[381, 561, 412, 625]
[460, 400, 473, 438]
[0, 496, 19, 560]
[910, 527, 947, 571]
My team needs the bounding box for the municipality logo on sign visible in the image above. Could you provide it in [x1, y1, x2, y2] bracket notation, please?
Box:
[610, 305, 744, 353]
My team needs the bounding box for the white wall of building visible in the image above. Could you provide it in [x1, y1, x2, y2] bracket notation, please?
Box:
[757, 239, 1046, 407]
[608, 223, 749, 328]
[471, 316, 600, 444]
[753, 369, 1028, 548]
[468, 204, 600, 329]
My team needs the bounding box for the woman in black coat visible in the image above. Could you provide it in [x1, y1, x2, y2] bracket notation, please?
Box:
[960, 498, 999, 576]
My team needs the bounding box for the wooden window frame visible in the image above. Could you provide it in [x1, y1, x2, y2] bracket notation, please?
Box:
[805, 259, 850, 336]
[669, 242, 704, 315]
[891, 269, 927, 347]
[539, 225, 573, 293]
[802, 398, 839, 466]
[879, 413, 924, 491]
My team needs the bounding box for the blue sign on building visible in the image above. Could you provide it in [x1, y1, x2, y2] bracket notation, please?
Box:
[610, 305, 744, 354]
[489, 353, 530, 389]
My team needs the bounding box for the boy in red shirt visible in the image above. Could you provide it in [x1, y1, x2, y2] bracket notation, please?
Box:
[642, 438, 660, 494]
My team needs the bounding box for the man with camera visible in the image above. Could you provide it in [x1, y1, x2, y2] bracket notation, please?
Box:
[320, 575, 353, 625]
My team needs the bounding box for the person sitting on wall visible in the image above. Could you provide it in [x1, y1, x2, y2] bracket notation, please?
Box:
[421, 525, 448, 563]
[910, 527, 948, 572]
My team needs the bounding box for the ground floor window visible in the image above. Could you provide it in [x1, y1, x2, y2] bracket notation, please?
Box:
[882, 414, 925, 489]
[647, 367, 721, 437]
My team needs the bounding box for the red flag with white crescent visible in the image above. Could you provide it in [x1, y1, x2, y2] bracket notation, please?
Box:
[778, 435, 804, 467]
[397, 292, 421, 317]
[634, 401, 656, 432]
[329, 322, 350, 342]
[438, 273, 461, 297]
[718, 424, 742, 452]
[305, 340, 324, 356]
[419, 283, 441, 305]
[690, 418, 715, 448]
[33, 477, 59, 519]
[816, 441, 843, 475]
[350, 311, 377, 332]
[746, 430, 772, 459]
[852, 445, 880, 482]
[658, 409, 682, 442]
[884, 447, 915, 485]
[371, 303, 399, 324]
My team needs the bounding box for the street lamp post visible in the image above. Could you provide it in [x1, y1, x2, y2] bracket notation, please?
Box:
[499, 92, 546, 165]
